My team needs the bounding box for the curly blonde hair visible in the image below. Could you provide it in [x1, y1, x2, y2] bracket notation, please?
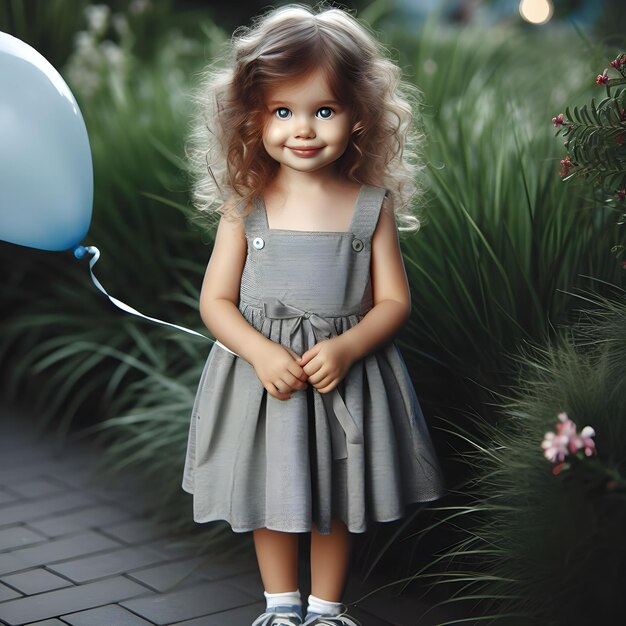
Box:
[187, 4, 423, 231]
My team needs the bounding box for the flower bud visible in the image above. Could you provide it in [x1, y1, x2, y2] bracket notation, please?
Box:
[610, 54, 626, 69]
[580, 426, 595, 438]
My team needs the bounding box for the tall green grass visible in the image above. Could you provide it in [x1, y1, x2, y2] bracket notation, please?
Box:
[0, 4, 224, 439]
[409, 291, 626, 625]
[1, 4, 624, 568]
[398, 23, 624, 422]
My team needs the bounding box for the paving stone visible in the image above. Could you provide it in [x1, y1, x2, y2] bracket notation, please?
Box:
[51, 468, 130, 493]
[0, 576, 152, 625]
[121, 580, 255, 624]
[0, 486, 20, 505]
[81, 473, 151, 499]
[219, 569, 263, 597]
[0, 492, 97, 528]
[0, 525, 48, 551]
[0, 416, 461, 626]
[0, 437, 94, 482]
[48, 545, 168, 583]
[194, 556, 259, 583]
[61, 603, 155, 625]
[9, 478, 69, 499]
[0, 460, 74, 485]
[1, 568, 73, 594]
[98, 519, 170, 546]
[125, 557, 209, 593]
[169, 601, 265, 626]
[130, 551, 255, 592]
[0, 530, 122, 576]
[0, 446, 55, 470]
[142, 538, 199, 560]
[27, 504, 133, 539]
[0, 581, 22, 601]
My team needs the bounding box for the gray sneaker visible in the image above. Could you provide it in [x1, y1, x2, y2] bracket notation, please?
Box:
[302, 606, 361, 626]
[252, 605, 303, 626]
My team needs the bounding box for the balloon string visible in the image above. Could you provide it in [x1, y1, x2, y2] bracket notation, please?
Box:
[73, 245, 238, 356]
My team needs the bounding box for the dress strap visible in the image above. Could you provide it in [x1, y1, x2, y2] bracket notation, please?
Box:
[351, 185, 388, 239]
[244, 196, 267, 234]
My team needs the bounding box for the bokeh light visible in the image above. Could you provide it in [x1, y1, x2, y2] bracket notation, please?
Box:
[519, 0, 554, 25]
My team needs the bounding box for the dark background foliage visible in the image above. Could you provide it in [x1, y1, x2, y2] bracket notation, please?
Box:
[1, 0, 625, 621]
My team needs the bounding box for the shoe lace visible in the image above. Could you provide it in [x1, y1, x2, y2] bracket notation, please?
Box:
[303, 607, 361, 626]
[252, 610, 302, 626]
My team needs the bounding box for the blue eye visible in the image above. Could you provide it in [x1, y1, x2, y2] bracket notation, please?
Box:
[275, 108, 291, 120]
[316, 107, 334, 119]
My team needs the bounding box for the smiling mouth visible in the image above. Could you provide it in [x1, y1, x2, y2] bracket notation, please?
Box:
[286, 146, 324, 157]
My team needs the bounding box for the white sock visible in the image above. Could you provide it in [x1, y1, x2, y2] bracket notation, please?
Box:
[265, 589, 302, 611]
[307, 594, 343, 616]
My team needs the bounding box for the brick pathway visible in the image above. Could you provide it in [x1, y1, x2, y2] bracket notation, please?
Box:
[0, 412, 460, 626]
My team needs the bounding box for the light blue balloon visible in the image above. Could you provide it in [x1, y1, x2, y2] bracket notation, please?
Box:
[0, 31, 92, 251]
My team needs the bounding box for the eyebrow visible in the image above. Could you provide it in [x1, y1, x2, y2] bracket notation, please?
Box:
[266, 99, 341, 107]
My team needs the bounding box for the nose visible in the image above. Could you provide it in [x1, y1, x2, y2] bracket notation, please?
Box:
[293, 115, 315, 139]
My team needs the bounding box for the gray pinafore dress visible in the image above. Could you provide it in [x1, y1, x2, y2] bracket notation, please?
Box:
[182, 185, 446, 535]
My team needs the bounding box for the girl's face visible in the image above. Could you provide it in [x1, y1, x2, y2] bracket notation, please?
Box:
[262, 68, 351, 176]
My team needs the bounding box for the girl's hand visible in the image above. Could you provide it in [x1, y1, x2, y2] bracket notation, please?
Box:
[299, 336, 355, 394]
[251, 340, 308, 401]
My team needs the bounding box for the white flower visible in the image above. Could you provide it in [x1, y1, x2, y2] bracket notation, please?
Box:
[75, 31, 91, 50]
[101, 40, 124, 68]
[130, 0, 152, 15]
[112, 14, 130, 38]
[85, 4, 110, 37]
[581, 426, 595, 438]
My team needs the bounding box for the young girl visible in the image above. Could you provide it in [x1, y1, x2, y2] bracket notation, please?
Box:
[182, 5, 446, 625]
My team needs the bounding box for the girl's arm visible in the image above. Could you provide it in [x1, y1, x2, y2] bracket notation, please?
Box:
[299, 205, 411, 392]
[200, 215, 308, 400]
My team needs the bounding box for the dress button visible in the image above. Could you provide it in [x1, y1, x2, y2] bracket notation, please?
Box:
[352, 238, 364, 252]
[252, 237, 265, 250]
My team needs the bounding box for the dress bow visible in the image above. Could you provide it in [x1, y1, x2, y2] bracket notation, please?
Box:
[263, 298, 363, 460]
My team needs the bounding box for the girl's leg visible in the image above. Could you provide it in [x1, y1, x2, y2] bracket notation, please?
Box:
[310, 518, 351, 601]
[253, 528, 299, 592]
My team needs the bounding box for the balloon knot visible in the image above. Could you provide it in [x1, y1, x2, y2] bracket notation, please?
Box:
[73, 245, 88, 259]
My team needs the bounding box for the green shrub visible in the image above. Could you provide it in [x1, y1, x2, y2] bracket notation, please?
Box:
[414, 292, 626, 625]
[1, 4, 624, 563]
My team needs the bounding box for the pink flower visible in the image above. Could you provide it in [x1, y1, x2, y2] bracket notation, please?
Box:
[552, 113, 564, 127]
[559, 154, 576, 177]
[568, 425, 597, 457]
[596, 70, 609, 86]
[610, 54, 626, 69]
[556, 411, 577, 438]
[615, 135, 625, 145]
[620, 109, 626, 122]
[541, 430, 569, 463]
[541, 412, 597, 466]
[617, 190, 626, 201]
